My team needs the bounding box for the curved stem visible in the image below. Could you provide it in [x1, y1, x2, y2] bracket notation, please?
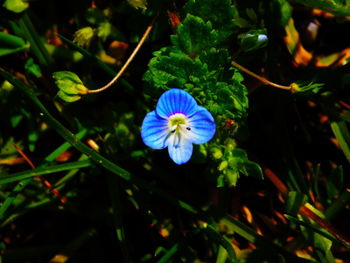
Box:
[88, 18, 156, 94]
[231, 61, 291, 91]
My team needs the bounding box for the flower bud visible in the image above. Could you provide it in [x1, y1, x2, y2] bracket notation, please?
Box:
[53, 71, 88, 103]
[211, 147, 223, 160]
[73, 27, 95, 48]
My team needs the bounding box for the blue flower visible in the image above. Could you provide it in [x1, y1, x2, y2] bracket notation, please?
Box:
[141, 89, 216, 165]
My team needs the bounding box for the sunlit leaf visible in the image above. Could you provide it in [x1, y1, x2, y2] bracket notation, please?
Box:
[3, 0, 29, 13]
[24, 58, 41, 78]
[127, 0, 147, 9]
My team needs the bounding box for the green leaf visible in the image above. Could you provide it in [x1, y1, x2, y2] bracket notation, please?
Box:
[57, 90, 82, 103]
[184, 0, 238, 41]
[330, 121, 350, 163]
[3, 0, 29, 13]
[24, 58, 41, 78]
[17, 13, 53, 66]
[273, 0, 292, 27]
[239, 160, 264, 179]
[286, 191, 308, 216]
[291, 82, 323, 96]
[216, 145, 263, 187]
[127, 0, 147, 9]
[291, 0, 350, 16]
[0, 160, 91, 184]
[144, 48, 210, 90]
[326, 166, 344, 197]
[171, 15, 217, 58]
[0, 32, 30, 56]
[202, 224, 237, 262]
[314, 233, 335, 263]
[0, 32, 27, 48]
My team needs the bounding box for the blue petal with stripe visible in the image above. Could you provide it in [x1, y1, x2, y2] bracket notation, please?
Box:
[167, 136, 193, 165]
[141, 111, 169, 149]
[156, 89, 198, 118]
[188, 106, 216, 144]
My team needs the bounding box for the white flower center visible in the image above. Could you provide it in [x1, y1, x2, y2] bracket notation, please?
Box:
[167, 113, 192, 148]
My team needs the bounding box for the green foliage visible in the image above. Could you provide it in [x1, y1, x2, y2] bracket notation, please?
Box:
[73, 27, 95, 48]
[286, 191, 308, 216]
[0, 32, 29, 56]
[3, 0, 29, 13]
[144, 5, 255, 187]
[291, 82, 324, 96]
[273, 0, 293, 27]
[74, 7, 122, 46]
[291, 0, 350, 16]
[127, 0, 147, 9]
[24, 58, 41, 78]
[215, 139, 263, 187]
[184, 0, 238, 41]
[171, 15, 217, 57]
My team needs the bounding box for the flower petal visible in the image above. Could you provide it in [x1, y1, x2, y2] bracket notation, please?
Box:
[167, 133, 193, 165]
[141, 111, 169, 149]
[156, 89, 198, 118]
[188, 106, 216, 144]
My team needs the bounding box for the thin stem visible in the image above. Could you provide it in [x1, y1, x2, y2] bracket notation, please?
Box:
[231, 61, 291, 91]
[88, 18, 155, 94]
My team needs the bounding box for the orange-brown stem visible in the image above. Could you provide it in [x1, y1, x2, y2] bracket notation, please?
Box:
[88, 17, 156, 94]
[231, 61, 291, 91]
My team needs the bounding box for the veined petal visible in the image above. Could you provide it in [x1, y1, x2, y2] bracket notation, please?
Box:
[156, 89, 198, 118]
[167, 133, 193, 165]
[188, 106, 216, 144]
[141, 111, 169, 149]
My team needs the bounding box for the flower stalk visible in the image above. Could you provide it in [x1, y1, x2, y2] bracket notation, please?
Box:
[87, 17, 156, 94]
[231, 60, 292, 91]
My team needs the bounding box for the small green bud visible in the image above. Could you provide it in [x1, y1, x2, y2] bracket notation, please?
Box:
[73, 27, 95, 48]
[97, 21, 112, 42]
[218, 160, 228, 171]
[53, 71, 88, 103]
[211, 147, 223, 160]
[225, 138, 236, 150]
[224, 169, 239, 187]
[290, 83, 300, 93]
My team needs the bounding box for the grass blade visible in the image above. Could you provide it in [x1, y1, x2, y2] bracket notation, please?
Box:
[330, 121, 350, 162]
[0, 160, 91, 184]
[202, 224, 237, 262]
